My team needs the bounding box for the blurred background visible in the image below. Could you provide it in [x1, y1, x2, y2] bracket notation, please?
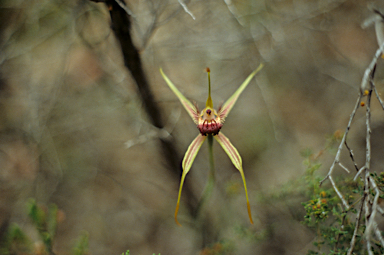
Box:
[1, 0, 384, 254]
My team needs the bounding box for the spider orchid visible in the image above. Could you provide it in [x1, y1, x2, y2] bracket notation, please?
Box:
[160, 64, 263, 226]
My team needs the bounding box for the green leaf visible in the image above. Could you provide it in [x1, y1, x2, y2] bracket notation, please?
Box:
[218, 63, 263, 121]
[160, 68, 199, 124]
[27, 199, 45, 230]
[72, 231, 89, 255]
[214, 132, 253, 224]
[47, 204, 58, 240]
[175, 134, 207, 226]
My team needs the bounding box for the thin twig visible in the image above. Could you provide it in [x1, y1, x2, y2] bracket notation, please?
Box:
[138, 0, 190, 50]
[320, 94, 361, 186]
[364, 88, 374, 253]
[338, 162, 351, 173]
[367, 240, 374, 255]
[372, 83, 384, 110]
[366, 177, 381, 240]
[115, 0, 134, 16]
[178, 0, 195, 20]
[347, 193, 365, 255]
[364, 170, 374, 255]
[125, 107, 181, 148]
[223, 0, 245, 26]
[354, 166, 366, 181]
[364, 87, 372, 174]
[377, 205, 384, 216]
[345, 140, 359, 172]
[334, 213, 347, 249]
[373, 222, 384, 247]
[329, 175, 350, 210]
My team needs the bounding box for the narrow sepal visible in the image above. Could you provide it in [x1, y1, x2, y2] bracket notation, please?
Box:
[175, 134, 207, 226]
[218, 63, 263, 121]
[214, 132, 253, 224]
[160, 68, 199, 124]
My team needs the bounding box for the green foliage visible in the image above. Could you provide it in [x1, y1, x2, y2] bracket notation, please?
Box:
[72, 231, 89, 255]
[120, 251, 160, 255]
[222, 130, 384, 254]
[299, 132, 376, 255]
[234, 225, 268, 242]
[0, 223, 31, 255]
[199, 240, 235, 255]
[0, 200, 93, 255]
[257, 131, 384, 254]
[0, 199, 60, 255]
[28, 199, 58, 254]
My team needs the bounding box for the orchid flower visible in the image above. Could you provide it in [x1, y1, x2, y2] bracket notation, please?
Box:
[160, 64, 263, 225]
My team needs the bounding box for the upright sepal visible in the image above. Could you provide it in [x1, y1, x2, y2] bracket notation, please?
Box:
[218, 63, 263, 121]
[175, 134, 207, 226]
[206, 67, 213, 108]
[214, 133, 253, 224]
[160, 68, 199, 124]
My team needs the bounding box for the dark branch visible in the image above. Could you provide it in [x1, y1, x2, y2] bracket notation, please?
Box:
[95, 0, 198, 216]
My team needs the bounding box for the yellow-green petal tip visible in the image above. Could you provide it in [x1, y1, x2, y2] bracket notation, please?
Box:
[175, 202, 182, 226]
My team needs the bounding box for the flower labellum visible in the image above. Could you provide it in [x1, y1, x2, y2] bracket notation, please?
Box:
[160, 64, 263, 226]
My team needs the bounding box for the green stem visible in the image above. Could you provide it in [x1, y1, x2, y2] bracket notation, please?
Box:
[208, 134, 215, 182]
[195, 134, 215, 216]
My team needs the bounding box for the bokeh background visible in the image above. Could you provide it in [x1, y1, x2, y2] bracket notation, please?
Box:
[1, 0, 384, 254]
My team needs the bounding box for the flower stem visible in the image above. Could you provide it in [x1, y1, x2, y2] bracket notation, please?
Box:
[195, 134, 215, 216]
[208, 134, 215, 181]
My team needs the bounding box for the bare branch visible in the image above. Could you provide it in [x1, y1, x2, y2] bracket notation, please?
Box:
[364, 170, 373, 255]
[322, 23, 384, 255]
[364, 88, 372, 176]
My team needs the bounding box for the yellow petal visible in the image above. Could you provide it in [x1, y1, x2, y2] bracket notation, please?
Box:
[160, 68, 199, 124]
[214, 132, 253, 224]
[218, 63, 263, 122]
[175, 134, 207, 226]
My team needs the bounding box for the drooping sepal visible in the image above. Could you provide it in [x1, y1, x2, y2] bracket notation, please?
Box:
[214, 132, 253, 224]
[175, 134, 207, 226]
[218, 63, 263, 122]
[160, 68, 200, 124]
